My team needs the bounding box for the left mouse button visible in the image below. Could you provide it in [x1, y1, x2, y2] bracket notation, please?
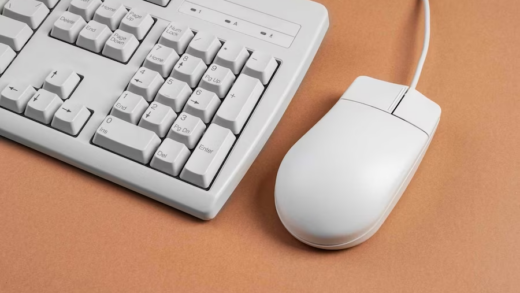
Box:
[341, 76, 408, 113]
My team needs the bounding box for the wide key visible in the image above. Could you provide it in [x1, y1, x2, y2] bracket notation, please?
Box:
[171, 54, 207, 88]
[93, 115, 161, 164]
[199, 64, 236, 98]
[180, 124, 236, 188]
[43, 67, 81, 99]
[51, 12, 87, 44]
[24, 89, 63, 124]
[51, 100, 91, 135]
[213, 74, 264, 134]
[110, 91, 149, 124]
[127, 67, 164, 101]
[167, 112, 206, 149]
[0, 82, 36, 113]
[155, 78, 192, 112]
[3, 0, 49, 30]
[138, 101, 177, 137]
[0, 44, 16, 74]
[0, 15, 33, 51]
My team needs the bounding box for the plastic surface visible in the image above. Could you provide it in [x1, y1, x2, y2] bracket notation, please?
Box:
[275, 77, 441, 249]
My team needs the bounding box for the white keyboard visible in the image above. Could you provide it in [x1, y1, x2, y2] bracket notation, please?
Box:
[0, 0, 329, 219]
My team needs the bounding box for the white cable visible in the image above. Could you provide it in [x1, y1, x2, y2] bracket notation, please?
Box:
[409, 0, 430, 91]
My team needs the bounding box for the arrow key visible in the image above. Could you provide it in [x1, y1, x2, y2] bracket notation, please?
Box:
[183, 88, 221, 123]
[127, 67, 165, 102]
[51, 100, 91, 135]
[24, 89, 63, 124]
[43, 67, 81, 99]
[0, 82, 36, 113]
[138, 102, 177, 138]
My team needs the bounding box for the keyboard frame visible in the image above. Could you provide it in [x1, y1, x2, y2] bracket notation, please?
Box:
[0, 0, 329, 219]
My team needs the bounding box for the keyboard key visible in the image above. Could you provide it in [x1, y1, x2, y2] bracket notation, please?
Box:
[93, 115, 161, 164]
[215, 41, 250, 75]
[3, 0, 49, 30]
[146, 0, 170, 7]
[180, 124, 236, 188]
[171, 54, 207, 88]
[51, 12, 87, 44]
[158, 22, 193, 54]
[168, 112, 206, 149]
[36, 0, 58, 8]
[0, 82, 36, 113]
[213, 74, 264, 134]
[69, 0, 102, 21]
[143, 44, 179, 78]
[183, 88, 221, 123]
[0, 44, 16, 74]
[24, 89, 63, 124]
[43, 68, 81, 99]
[199, 64, 236, 98]
[102, 29, 139, 63]
[155, 78, 192, 112]
[138, 101, 177, 137]
[187, 32, 222, 64]
[51, 100, 91, 135]
[242, 51, 278, 85]
[127, 67, 164, 102]
[151, 139, 190, 177]
[110, 91, 148, 124]
[119, 8, 154, 40]
[76, 20, 112, 53]
[0, 15, 33, 51]
[93, 0, 127, 31]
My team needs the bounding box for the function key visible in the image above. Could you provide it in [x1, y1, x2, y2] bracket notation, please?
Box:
[215, 41, 250, 75]
[167, 112, 206, 149]
[138, 101, 177, 138]
[180, 124, 236, 188]
[0, 15, 33, 51]
[171, 54, 207, 88]
[0, 44, 16, 74]
[143, 44, 179, 78]
[69, 0, 102, 22]
[51, 101, 91, 135]
[183, 88, 221, 124]
[0, 82, 36, 113]
[158, 22, 194, 54]
[155, 78, 192, 113]
[242, 51, 278, 85]
[51, 12, 87, 44]
[3, 0, 50, 30]
[24, 89, 63, 124]
[151, 139, 190, 177]
[43, 67, 81, 99]
[199, 64, 235, 98]
[110, 91, 149, 124]
[127, 67, 164, 102]
[186, 32, 222, 64]
[102, 29, 139, 63]
[76, 20, 112, 53]
[119, 8, 154, 40]
[93, 0, 127, 31]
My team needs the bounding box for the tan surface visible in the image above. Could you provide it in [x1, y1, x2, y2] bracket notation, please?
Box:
[1, 0, 520, 292]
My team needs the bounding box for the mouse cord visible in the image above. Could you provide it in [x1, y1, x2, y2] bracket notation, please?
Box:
[409, 0, 431, 91]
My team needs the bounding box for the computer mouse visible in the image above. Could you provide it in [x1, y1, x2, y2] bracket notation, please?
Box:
[275, 76, 441, 250]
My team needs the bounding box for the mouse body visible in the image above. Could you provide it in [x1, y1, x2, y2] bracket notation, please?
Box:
[275, 76, 441, 250]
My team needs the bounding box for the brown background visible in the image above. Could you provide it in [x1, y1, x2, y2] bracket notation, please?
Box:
[1, 0, 519, 292]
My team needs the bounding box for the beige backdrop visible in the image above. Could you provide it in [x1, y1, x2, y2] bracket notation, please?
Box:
[1, 0, 519, 292]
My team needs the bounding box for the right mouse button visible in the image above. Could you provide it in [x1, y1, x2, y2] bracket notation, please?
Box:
[393, 89, 442, 136]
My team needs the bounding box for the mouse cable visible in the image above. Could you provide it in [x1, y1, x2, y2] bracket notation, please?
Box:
[409, 0, 431, 91]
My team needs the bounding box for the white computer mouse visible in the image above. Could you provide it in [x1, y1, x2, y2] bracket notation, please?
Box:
[275, 76, 441, 250]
